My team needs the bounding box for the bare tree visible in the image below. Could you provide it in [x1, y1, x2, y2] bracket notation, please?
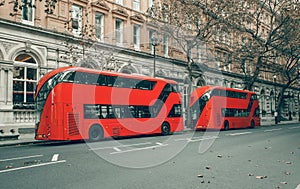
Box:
[227, 0, 299, 91]
[274, 7, 300, 120]
[2, 0, 58, 16]
[150, 0, 227, 127]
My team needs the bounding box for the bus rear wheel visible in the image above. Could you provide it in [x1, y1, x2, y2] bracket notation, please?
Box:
[89, 125, 104, 142]
[223, 121, 229, 131]
[161, 122, 170, 135]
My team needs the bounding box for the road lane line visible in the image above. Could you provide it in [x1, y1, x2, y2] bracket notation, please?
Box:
[295, 184, 300, 189]
[174, 138, 189, 141]
[188, 136, 219, 142]
[0, 160, 66, 174]
[289, 126, 300, 130]
[113, 147, 121, 152]
[51, 154, 59, 162]
[264, 128, 282, 132]
[0, 155, 43, 162]
[226, 132, 252, 136]
[156, 142, 163, 145]
[89, 142, 152, 151]
[110, 144, 168, 154]
[174, 136, 219, 142]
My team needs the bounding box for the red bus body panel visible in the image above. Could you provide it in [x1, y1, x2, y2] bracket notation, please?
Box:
[35, 67, 184, 141]
[190, 86, 260, 130]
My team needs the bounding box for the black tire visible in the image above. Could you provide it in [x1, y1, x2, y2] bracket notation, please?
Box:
[250, 120, 255, 129]
[89, 125, 104, 142]
[223, 121, 229, 131]
[161, 122, 170, 135]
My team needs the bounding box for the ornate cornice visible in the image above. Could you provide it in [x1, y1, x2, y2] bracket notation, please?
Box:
[130, 14, 145, 23]
[112, 7, 129, 19]
[92, 0, 110, 12]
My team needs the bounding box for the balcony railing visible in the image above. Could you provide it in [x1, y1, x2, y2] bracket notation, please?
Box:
[13, 109, 36, 123]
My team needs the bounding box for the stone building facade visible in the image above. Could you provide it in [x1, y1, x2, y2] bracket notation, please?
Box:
[0, 0, 299, 137]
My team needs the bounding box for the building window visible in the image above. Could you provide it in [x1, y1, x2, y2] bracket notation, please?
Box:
[149, 0, 154, 8]
[116, 0, 123, 5]
[95, 12, 104, 41]
[133, 25, 140, 51]
[115, 19, 123, 46]
[196, 44, 203, 63]
[162, 4, 169, 22]
[133, 0, 140, 11]
[72, 4, 82, 35]
[148, 0, 154, 17]
[163, 34, 169, 57]
[21, 0, 34, 25]
[13, 54, 38, 109]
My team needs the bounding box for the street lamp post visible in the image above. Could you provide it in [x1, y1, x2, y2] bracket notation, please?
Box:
[273, 75, 278, 124]
[151, 34, 160, 78]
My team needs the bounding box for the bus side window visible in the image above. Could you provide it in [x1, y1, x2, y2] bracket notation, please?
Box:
[107, 76, 116, 87]
[107, 106, 115, 118]
[97, 75, 107, 86]
[100, 106, 108, 118]
[61, 71, 75, 82]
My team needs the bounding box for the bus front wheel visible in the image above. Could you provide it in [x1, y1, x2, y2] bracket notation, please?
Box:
[89, 125, 104, 142]
[223, 121, 229, 131]
[161, 122, 171, 135]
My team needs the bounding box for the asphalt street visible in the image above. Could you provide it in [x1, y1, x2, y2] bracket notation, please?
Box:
[0, 123, 299, 189]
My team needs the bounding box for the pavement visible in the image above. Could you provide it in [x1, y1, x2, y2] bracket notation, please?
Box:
[0, 120, 299, 147]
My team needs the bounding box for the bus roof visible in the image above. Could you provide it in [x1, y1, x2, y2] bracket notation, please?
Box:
[192, 85, 256, 97]
[36, 66, 178, 95]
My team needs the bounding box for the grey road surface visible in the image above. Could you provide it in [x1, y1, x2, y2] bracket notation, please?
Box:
[0, 124, 299, 189]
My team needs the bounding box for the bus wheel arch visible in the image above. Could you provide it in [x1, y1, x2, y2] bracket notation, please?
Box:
[88, 124, 104, 142]
[161, 121, 171, 135]
[250, 120, 255, 129]
[223, 120, 230, 131]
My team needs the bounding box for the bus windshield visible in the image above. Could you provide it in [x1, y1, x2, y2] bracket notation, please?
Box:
[36, 72, 63, 123]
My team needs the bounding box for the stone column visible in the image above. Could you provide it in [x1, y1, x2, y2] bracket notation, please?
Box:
[0, 61, 18, 139]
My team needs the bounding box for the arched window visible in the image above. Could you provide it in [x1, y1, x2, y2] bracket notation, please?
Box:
[13, 53, 38, 109]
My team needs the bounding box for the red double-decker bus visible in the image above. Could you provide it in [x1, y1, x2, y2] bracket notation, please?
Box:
[34, 66, 183, 141]
[190, 86, 260, 130]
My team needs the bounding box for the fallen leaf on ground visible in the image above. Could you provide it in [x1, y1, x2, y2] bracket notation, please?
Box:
[284, 171, 291, 175]
[256, 176, 267, 179]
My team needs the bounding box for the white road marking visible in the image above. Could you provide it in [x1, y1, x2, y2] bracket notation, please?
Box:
[174, 138, 189, 141]
[113, 147, 121, 152]
[0, 160, 66, 174]
[295, 184, 300, 189]
[188, 136, 219, 142]
[264, 128, 282, 132]
[174, 136, 219, 142]
[51, 154, 59, 162]
[227, 132, 252, 136]
[110, 143, 168, 154]
[89, 142, 152, 151]
[0, 154, 43, 162]
[289, 126, 300, 130]
[156, 142, 163, 145]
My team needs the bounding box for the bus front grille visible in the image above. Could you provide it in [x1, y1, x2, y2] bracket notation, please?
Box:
[68, 113, 80, 136]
